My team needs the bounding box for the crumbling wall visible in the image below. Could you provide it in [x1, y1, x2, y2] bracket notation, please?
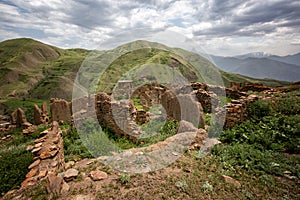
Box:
[11, 108, 31, 128]
[195, 89, 219, 113]
[95, 92, 142, 142]
[50, 98, 72, 123]
[132, 85, 204, 127]
[33, 102, 49, 125]
[21, 121, 65, 188]
[223, 94, 259, 128]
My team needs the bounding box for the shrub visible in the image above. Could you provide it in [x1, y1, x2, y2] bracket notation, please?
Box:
[62, 125, 92, 161]
[119, 173, 131, 184]
[139, 119, 178, 146]
[219, 115, 300, 153]
[274, 95, 300, 115]
[212, 143, 300, 178]
[0, 147, 33, 194]
[248, 99, 273, 119]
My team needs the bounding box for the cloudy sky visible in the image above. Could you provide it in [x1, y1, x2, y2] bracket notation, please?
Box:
[1, 0, 300, 56]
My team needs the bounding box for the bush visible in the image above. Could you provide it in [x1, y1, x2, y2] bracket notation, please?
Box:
[219, 115, 300, 153]
[139, 119, 178, 146]
[248, 99, 274, 119]
[212, 143, 300, 178]
[0, 147, 33, 195]
[274, 95, 300, 115]
[62, 125, 92, 161]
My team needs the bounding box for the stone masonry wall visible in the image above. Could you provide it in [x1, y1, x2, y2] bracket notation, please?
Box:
[50, 98, 72, 123]
[223, 94, 259, 128]
[21, 121, 64, 188]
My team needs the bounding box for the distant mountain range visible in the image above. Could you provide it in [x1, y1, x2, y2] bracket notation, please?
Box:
[209, 52, 300, 82]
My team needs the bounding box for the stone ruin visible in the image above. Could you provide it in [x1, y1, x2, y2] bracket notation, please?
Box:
[2, 80, 284, 199]
[1, 81, 272, 140]
[11, 108, 32, 128]
[95, 92, 143, 142]
[0, 102, 51, 136]
[131, 84, 205, 127]
[21, 121, 64, 188]
[33, 102, 49, 125]
[230, 81, 271, 92]
[50, 98, 72, 124]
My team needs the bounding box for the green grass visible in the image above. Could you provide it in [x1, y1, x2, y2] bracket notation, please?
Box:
[212, 91, 300, 180]
[221, 71, 289, 88]
[0, 38, 290, 101]
[0, 125, 48, 196]
[138, 119, 178, 146]
[0, 147, 33, 195]
[61, 118, 179, 161]
[1, 99, 45, 123]
[97, 48, 204, 93]
[61, 124, 93, 162]
[0, 38, 89, 100]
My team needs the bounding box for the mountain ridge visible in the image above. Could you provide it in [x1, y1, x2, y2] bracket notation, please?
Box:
[0, 38, 291, 101]
[210, 53, 300, 82]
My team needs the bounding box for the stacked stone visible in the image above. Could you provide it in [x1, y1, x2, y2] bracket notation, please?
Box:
[0, 115, 15, 135]
[132, 85, 166, 108]
[11, 108, 32, 128]
[21, 121, 64, 188]
[190, 82, 207, 91]
[224, 94, 259, 128]
[225, 88, 247, 99]
[241, 82, 270, 92]
[95, 92, 142, 142]
[50, 98, 72, 124]
[135, 110, 150, 125]
[33, 102, 49, 125]
[194, 89, 219, 113]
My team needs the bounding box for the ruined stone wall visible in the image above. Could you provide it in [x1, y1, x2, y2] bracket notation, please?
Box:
[2, 121, 65, 199]
[11, 108, 31, 128]
[95, 92, 142, 142]
[223, 94, 259, 128]
[21, 121, 65, 188]
[132, 85, 204, 127]
[194, 89, 219, 113]
[33, 102, 49, 125]
[50, 98, 72, 123]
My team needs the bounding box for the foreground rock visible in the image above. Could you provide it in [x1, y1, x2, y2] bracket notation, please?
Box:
[89, 170, 108, 181]
[64, 168, 79, 182]
[222, 175, 241, 188]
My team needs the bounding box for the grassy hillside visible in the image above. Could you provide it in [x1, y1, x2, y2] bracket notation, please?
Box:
[0, 38, 289, 102]
[97, 48, 203, 92]
[97, 40, 288, 93]
[0, 38, 89, 101]
[221, 71, 289, 87]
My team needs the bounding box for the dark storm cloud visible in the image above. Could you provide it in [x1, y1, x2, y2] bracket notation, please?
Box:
[65, 0, 115, 29]
[193, 0, 300, 37]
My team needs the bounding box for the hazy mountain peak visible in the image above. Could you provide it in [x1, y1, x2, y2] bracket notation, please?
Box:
[235, 52, 273, 59]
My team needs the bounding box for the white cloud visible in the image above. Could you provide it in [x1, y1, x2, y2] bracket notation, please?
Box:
[0, 0, 299, 56]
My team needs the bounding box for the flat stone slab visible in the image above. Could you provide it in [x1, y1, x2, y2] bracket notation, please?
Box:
[64, 168, 79, 182]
